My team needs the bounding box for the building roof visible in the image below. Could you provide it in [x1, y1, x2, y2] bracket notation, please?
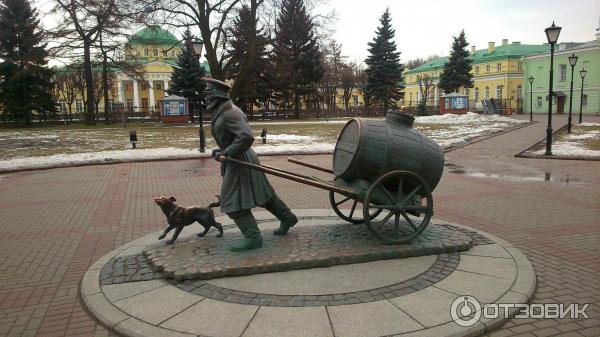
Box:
[405, 42, 550, 74]
[128, 25, 181, 46]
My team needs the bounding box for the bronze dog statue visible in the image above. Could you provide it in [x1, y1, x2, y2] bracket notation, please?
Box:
[154, 196, 223, 244]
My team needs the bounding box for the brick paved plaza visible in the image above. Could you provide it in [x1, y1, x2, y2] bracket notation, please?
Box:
[0, 114, 599, 337]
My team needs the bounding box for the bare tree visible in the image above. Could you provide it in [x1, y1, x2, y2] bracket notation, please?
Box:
[354, 64, 368, 113]
[50, 0, 118, 124]
[340, 63, 355, 111]
[320, 39, 345, 111]
[416, 74, 434, 113]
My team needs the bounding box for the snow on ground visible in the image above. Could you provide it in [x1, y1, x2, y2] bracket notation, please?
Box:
[415, 112, 527, 125]
[533, 142, 600, 157]
[532, 127, 600, 157]
[0, 113, 526, 172]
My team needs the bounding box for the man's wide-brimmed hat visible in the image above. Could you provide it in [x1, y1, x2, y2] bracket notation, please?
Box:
[204, 78, 231, 99]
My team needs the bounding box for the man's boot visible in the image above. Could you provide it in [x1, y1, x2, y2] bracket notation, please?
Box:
[265, 196, 298, 236]
[228, 211, 263, 251]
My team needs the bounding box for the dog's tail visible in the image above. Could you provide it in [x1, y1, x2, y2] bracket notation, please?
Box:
[208, 195, 220, 209]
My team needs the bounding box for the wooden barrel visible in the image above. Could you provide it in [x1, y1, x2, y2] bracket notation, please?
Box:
[333, 111, 444, 191]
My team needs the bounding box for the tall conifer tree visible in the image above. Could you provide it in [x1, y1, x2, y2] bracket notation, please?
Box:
[168, 29, 207, 123]
[365, 8, 404, 111]
[227, 5, 269, 113]
[0, 0, 54, 125]
[271, 0, 323, 117]
[438, 30, 474, 94]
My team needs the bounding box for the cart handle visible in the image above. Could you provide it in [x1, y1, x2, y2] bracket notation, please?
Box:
[219, 156, 358, 197]
[287, 157, 334, 174]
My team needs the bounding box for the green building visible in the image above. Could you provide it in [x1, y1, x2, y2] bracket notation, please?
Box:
[523, 29, 600, 115]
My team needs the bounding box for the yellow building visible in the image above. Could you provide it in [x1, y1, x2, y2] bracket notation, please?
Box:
[404, 39, 549, 112]
[56, 26, 205, 116]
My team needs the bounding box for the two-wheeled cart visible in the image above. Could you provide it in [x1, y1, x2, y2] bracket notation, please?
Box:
[222, 111, 445, 245]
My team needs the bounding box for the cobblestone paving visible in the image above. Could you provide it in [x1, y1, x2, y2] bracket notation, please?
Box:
[98, 220, 480, 287]
[0, 114, 599, 336]
[144, 220, 471, 281]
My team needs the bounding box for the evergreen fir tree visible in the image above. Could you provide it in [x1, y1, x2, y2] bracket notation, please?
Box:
[271, 0, 324, 118]
[168, 29, 207, 123]
[227, 5, 270, 114]
[0, 0, 54, 125]
[438, 30, 474, 94]
[365, 8, 404, 111]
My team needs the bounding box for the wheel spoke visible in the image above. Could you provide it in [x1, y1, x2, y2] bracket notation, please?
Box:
[400, 186, 421, 206]
[335, 197, 351, 206]
[394, 212, 400, 237]
[349, 200, 357, 219]
[378, 185, 396, 203]
[375, 211, 394, 229]
[401, 211, 418, 231]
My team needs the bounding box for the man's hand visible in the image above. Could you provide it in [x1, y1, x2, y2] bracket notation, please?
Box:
[211, 148, 227, 162]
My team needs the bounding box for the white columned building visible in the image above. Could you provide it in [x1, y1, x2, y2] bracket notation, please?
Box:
[148, 80, 155, 111]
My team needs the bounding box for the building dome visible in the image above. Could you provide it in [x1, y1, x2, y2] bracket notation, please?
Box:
[128, 25, 180, 46]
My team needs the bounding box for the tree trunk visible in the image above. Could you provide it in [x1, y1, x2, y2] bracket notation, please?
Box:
[101, 36, 110, 125]
[83, 39, 96, 125]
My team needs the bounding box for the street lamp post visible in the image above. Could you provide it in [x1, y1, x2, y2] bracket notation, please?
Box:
[528, 76, 534, 121]
[544, 22, 561, 156]
[567, 53, 578, 133]
[579, 68, 587, 123]
[191, 39, 206, 153]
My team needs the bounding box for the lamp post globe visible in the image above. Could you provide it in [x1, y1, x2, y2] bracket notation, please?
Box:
[191, 38, 206, 152]
[579, 68, 587, 124]
[544, 22, 561, 156]
[528, 76, 534, 121]
[567, 53, 578, 133]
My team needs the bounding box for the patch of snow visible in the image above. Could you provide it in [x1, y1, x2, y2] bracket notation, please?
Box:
[250, 120, 349, 126]
[579, 122, 600, 127]
[264, 134, 319, 142]
[255, 142, 335, 154]
[565, 131, 600, 140]
[415, 112, 526, 125]
[533, 142, 600, 157]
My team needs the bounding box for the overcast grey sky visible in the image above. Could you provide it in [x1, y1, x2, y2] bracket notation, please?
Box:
[324, 0, 600, 63]
[38, 0, 600, 65]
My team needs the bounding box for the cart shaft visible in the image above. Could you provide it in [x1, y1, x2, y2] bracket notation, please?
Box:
[287, 157, 334, 174]
[221, 157, 358, 197]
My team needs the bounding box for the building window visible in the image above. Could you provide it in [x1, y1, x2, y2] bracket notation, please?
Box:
[171, 50, 176, 57]
[582, 95, 587, 107]
[108, 99, 114, 110]
[560, 64, 567, 81]
[517, 85, 522, 100]
[475, 66, 479, 75]
[156, 83, 162, 90]
[126, 99, 133, 108]
[486, 65, 490, 73]
[465, 88, 470, 98]
[496, 86, 502, 99]
[485, 86, 490, 99]
[75, 99, 83, 113]
[409, 93, 413, 105]
[126, 83, 132, 91]
[153, 49, 158, 57]
[58, 100, 66, 112]
[497, 63, 501, 72]
[518, 62, 523, 71]
[144, 48, 148, 57]
[141, 98, 148, 108]
[474, 87, 479, 101]
[537, 96, 542, 108]
[162, 50, 167, 57]
[141, 83, 147, 90]
[353, 95, 359, 107]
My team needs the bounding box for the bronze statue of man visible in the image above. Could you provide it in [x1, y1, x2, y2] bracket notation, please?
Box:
[206, 78, 298, 251]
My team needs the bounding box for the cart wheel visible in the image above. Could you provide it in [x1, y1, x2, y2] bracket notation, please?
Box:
[363, 170, 433, 244]
[329, 191, 383, 224]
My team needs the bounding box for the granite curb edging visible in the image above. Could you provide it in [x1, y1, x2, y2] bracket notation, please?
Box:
[80, 210, 537, 337]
